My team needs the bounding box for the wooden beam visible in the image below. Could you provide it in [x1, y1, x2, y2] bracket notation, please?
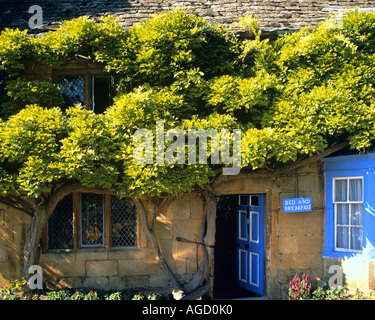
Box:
[287, 141, 349, 171]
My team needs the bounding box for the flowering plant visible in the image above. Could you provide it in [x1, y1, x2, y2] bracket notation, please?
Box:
[132, 292, 146, 300]
[288, 274, 312, 300]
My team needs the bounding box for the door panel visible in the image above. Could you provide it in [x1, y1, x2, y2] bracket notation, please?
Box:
[239, 249, 247, 283]
[250, 211, 259, 243]
[238, 210, 248, 241]
[250, 252, 259, 286]
[236, 194, 265, 295]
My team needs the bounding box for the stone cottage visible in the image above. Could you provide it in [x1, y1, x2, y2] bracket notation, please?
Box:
[1, 0, 375, 300]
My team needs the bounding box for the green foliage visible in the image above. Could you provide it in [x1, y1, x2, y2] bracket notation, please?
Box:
[70, 290, 86, 300]
[37, 17, 102, 66]
[60, 107, 119, 189]
[0, 10, 375, 201]
[2, 78, 64, 118]
[207, 72, 278, 126]
[104, 291, 122, 300]
[0, 28, 33, 75]
[0, 105, 67, 197]
[322, 286, 348, 300]
[311, 286, 327, 300]
[0, 278, 27, 300]
[101, 8, 239, 91]
[342, 9, 375, 54]
[354, 288, 365, 300]
[46, 289, 71, 300]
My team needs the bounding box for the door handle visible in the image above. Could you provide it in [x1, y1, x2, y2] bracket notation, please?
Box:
[245, 244, 249, 249]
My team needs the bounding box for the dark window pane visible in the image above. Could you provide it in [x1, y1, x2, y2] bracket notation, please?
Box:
[239, 195, 248, 206]
[59, 75, 85, 108]
[81, 193, 104, 246]
[93, 76, 110, 113]
[250, 195, 259, 207]
[49, 194, 73, 249]
[111, 196, 137, 247]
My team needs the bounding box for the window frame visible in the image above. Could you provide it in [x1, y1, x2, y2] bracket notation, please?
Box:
[45, 192, 138, 251]
[79, 192, 106, 248]
[332, 176, 364, 253]
[323, 153, 375, 260]
[52, 62, 114, 113]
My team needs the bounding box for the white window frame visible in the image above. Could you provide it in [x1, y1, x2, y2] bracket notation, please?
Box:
[333, 176, 364, 252]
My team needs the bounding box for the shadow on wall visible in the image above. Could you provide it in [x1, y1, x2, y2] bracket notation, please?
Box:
[0, 205, 31, 281]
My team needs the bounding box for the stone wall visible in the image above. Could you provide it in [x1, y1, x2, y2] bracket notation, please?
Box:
[2, 159, 373, 299]
[0, 193, 205, 293]
[213, 160, 325, 299]
[0, 204, 31, 286]
[38, 193, 205, 291]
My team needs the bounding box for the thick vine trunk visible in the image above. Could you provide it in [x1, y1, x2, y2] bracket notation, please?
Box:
[134, 192, 216, 300]
[22, 184, 83, 299]
[133, 197, 184, 295]
[182, 191, 216, 300]
[23, 205, 50, 298]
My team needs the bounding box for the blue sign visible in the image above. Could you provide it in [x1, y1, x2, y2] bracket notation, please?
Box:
[283, 197, 312, 213]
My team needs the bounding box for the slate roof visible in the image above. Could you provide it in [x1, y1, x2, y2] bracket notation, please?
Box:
[1, 0, 375, 34]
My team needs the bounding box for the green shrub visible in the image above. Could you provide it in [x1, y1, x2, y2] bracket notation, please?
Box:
[2, 78, 64, 118]
[46, 288, 70, 300]
[104, 291, 122, 300]
[325, 286, 348, 300]
[0, 277, 27, 300]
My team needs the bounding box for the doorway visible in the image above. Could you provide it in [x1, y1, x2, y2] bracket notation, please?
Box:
[214, 194, 265, 299]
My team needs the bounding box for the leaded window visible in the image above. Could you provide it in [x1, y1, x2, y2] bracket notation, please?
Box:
[80, 193, 105, 247]
[111, 196, 137, 247]
[48, 194, 74, 249]
[48, 193, 137, 250]
[59, 75, 85, 108]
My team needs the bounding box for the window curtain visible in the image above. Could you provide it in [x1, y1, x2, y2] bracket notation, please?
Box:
[335, 178, 363, 251]
[335, 179, 347, 202]
[349, 179, 362, 202]
[336, 204, 349, 249]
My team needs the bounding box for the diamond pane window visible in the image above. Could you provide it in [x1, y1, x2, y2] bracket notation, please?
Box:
[59, 75, 85, 107]
[49, 194, 73, 249]
[81, 193, 104, 246]
[111, 196, 137, 247]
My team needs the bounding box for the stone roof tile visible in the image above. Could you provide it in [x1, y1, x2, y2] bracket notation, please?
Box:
[1, 0, 375, 34]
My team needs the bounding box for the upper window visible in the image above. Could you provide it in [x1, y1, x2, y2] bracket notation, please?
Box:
[333, 177, 363, 251]
[48, 193, 137, 250]
[53, 61, 114, 113]
[59, 75, 85, 108]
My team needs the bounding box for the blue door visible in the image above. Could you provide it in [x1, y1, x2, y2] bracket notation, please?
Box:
[236, 194, 265, 295]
